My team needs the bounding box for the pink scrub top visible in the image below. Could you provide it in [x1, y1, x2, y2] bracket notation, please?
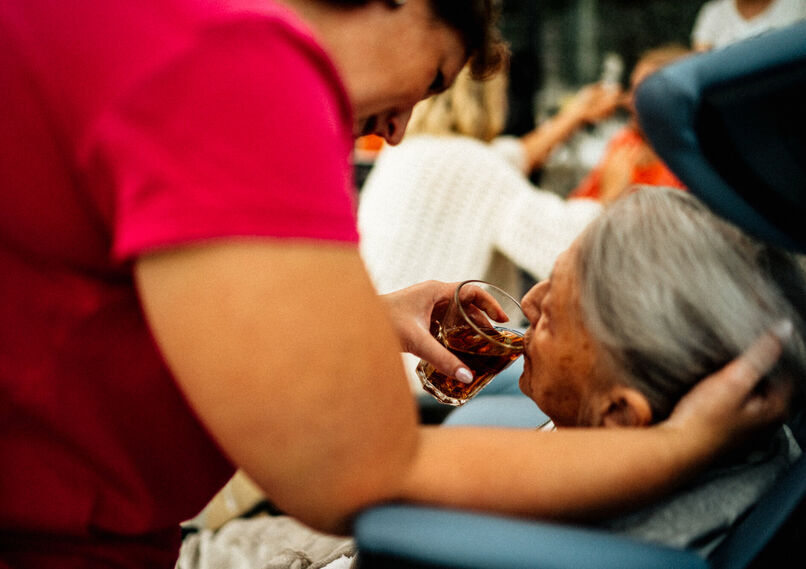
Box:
[0, 0, 358, 566]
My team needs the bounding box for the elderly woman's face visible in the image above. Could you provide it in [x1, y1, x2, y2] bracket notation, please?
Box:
[519, 244, 614, 427]
[348, 0, 467, 144]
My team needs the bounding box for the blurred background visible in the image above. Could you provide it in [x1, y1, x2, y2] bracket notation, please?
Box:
[355, 0, 703, 192]
[500, 0, 699, 134]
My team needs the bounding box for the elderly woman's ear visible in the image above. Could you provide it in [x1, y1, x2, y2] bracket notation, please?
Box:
[595, 386, 654, 427]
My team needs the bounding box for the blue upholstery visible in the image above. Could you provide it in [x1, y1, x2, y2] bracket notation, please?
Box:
[441, 360, 550, 428]
[356, 392, 707, 569]
[354, 505, 707, 569]
[355, 23, 806, 569]
[636, 27, 806, 565]
[441, 393, 547, 428]
[356, 393, 806, 569]
[635, 21, 806, 253]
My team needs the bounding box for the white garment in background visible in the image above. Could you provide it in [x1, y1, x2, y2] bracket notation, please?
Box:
[692, 0, 806, 49]
[358, 134, 600, 393]
[358, 134, 601, 297]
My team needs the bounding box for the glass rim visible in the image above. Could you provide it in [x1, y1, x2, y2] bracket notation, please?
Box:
[453, 279, 524, 348]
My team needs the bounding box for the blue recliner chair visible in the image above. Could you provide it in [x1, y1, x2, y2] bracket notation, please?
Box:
[353, 21, 806, 569]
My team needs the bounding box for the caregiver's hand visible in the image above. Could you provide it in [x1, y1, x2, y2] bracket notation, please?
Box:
[665, 320, 794, 456]
[380, 281, 476, 383]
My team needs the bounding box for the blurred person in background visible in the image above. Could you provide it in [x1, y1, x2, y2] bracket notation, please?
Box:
[358, 64, 622, 390]
[692, 0, 806, 51]
[359, 66, 620, 299]
[568, 44, 692, 203]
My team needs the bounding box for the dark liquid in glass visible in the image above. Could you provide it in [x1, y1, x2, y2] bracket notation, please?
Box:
[417, 324, 524, 405]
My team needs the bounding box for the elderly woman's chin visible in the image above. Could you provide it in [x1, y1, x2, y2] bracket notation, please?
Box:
[517, 358, 533, 399]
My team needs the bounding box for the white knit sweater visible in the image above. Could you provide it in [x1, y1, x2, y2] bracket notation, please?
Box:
[358, 134, 602, 297]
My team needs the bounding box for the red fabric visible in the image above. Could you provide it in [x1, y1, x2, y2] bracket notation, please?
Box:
[569, 127, 687, 200]
[0, 0, 357, 566]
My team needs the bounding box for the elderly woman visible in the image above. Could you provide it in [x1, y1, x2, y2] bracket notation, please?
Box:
[568, 45, 692, 203]
[518, 187, 804, 555]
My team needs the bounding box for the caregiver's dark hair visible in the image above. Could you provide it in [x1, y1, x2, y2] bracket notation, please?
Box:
[327, 0, 508, 79]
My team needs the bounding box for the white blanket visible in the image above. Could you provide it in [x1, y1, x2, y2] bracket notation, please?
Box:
[176, 514, 355, 569]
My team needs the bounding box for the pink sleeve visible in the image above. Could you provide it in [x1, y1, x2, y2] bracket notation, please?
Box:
[88, 18, 359, 260]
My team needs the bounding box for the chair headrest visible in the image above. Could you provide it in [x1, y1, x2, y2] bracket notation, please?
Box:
[636, 21, 806, 253]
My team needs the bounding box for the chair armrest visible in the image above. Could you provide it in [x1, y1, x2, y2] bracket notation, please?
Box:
[442, 394, 548, 428]
[354, 504, 708, 569]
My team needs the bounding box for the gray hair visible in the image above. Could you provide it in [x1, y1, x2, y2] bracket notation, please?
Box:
[576, 187, 806, 420]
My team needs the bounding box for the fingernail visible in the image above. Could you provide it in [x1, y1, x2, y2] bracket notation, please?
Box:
[771, 319, 794, 343]
[455, 367, 473, 384]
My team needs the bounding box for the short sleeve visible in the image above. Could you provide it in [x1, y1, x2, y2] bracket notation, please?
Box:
[85, 17, 359, 261]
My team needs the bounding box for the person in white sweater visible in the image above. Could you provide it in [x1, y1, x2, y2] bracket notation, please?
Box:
[357, 67, 618, 391]
[358, 67, 618, 298]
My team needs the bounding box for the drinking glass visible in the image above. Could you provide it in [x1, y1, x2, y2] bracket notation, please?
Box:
[416, 280, 525, 406]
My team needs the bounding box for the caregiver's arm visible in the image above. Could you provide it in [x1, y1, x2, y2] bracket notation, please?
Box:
[135, 241, 424, 534]
[137, 242, 787, 533]
[400, 330, 789, 520]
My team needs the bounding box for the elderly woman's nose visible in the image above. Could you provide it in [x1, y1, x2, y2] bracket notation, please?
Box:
[522, 281, 548, 322]
[376, 109, 413, 145]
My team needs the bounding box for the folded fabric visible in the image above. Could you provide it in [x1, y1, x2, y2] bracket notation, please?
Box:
[176, 514, 355, 569]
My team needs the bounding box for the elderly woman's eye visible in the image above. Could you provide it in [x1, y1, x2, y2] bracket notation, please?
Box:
[429, 70, 445, 94]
